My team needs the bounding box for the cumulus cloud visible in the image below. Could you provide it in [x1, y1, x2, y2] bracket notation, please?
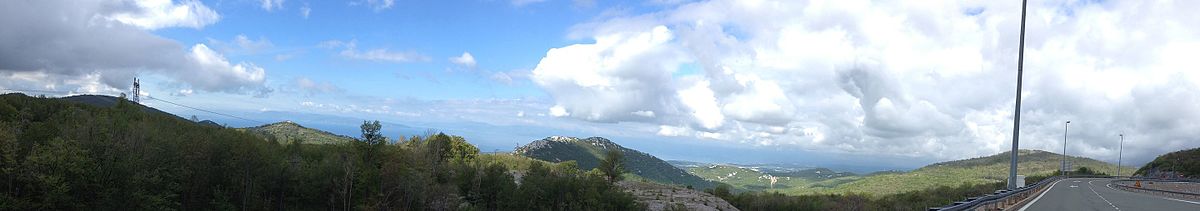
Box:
[105, 0, 220, 30]
[532, 25, 688, 122]
[450, 52, 477, 68]
[530, 0, 1200, 164]
[0, 0, 271, 96]
[184, 44, 268, 93]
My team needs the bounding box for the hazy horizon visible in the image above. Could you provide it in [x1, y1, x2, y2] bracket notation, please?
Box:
[5, 0, 1200, 172]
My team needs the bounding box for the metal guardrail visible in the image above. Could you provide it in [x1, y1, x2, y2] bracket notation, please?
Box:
[1124, 176, 1200, 183]
[1110, 178, 1200, 199]
[929, 176, 1062, 211]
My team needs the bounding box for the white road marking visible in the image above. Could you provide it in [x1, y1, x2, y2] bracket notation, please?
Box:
[1020, 178, 1065, 211]
[1161, 197, 1200, 205]
[1088, 180, 1121, 210]
[1070, 185, 1078, 188]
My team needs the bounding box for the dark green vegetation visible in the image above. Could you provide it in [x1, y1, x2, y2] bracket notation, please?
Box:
[60, 94, 177, 118]
[0, 93, 638, 210]
[1135, 147, 1200, 178]
[684, 149, 1126, 196]
[237, 121, 356, 144]
[598, 149, 626, 182]
[516, 136, 718, 190]
[706, 181, 1007, 210]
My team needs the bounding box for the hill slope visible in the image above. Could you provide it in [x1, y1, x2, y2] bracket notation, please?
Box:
[516, 136, 719, 190]
[681, 149, 1126, 196]
[0, 93, 645, 210]
[1135, 147, 1200, 179]
[61, 94, 181, 119]
[237, 121, 355, 144]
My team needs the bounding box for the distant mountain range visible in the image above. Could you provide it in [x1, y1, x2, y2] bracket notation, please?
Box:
[675, 149, 1128, 196]
[237, 121, 357, 144]
[515, 136, 719, 190]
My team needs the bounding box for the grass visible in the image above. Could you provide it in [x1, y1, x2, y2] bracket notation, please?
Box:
[687, 149, 1131, 197]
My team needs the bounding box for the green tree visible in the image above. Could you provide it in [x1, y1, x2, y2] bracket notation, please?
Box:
[598, 149, 626, 183]
[360, 120, 384, 145]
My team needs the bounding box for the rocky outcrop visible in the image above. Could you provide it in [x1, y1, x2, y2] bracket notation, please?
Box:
[619, 181, 739, 211]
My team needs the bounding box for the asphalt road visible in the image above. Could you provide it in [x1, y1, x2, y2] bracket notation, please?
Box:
[1020, 178, 1200, 211]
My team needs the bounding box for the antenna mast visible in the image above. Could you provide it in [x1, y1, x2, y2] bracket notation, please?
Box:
[132, 77, 141, 103]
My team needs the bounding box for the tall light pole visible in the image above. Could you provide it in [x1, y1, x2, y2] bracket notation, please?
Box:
[1008, 0, 1030, 190]
[1062, 121, 1070, 176]
[1117, 134, 1124, 177]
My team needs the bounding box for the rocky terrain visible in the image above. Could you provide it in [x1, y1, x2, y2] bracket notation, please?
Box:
[619, 181, 739, 211]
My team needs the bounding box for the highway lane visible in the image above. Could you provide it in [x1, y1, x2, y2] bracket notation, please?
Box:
[1020, 178, 1200, 211]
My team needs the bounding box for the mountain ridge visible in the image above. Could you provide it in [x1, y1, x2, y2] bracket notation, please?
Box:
[679, 149, 1127, 196]
[516, 136, 720, 190]
[237, 121, 357, 144]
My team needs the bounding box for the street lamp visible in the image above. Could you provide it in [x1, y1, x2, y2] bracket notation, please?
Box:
[1007, 0, 1031, 190]
[1117, 134, 1124, 177]
[1062, 121, 1070, 176]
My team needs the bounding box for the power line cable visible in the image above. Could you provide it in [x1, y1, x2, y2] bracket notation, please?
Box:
[143, 95, 267, 125]
[2, 88, 267, 125]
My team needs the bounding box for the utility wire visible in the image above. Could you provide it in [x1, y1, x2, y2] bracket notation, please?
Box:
[2, 88, 267, 125]
[144, 95, 267, 124]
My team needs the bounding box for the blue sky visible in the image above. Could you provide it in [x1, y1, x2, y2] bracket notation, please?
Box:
[156, 0, 600, 100]
[5, 0, 1200, 172]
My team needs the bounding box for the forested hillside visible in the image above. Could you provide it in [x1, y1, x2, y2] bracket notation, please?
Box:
[693, 149, 1124, 210]
[237, 121, 356, 144]
[681, 149, 1125, 197]
[0, 93, 639, 210]
[516, 136, 719, 190]
[1135, 147, 1200, 178]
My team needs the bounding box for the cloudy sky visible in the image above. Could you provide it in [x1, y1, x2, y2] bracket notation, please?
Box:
[3, 0, 1199, 171]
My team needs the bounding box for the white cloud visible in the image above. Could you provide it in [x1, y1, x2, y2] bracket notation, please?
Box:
[294, 77, 343, 95]
[532, 25, 687, 122]
[549, 105, 570, 117]
[105, 0, 221, 30]
[172, 89, 194, 96]
[678, 80, 723, 129]
[260, 0, 285, 11]
[184, 44, 269, 94]
[323, 40, 430, 63]
[0, 0, 271, 96]
[343, 49, 429, 63]
[208, 35, 274, 55]
[357, 0, 395, 11]
[657, 125, 693, 137]
[529, 0, 1200, 164]
[300, 4, 311, 18]
[450, 52, 477, 68]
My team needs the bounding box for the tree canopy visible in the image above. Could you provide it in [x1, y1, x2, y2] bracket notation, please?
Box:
[0, 93, 638, 210]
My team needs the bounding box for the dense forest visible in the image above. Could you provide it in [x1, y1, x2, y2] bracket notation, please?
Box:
[0, 93, 638, 210]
